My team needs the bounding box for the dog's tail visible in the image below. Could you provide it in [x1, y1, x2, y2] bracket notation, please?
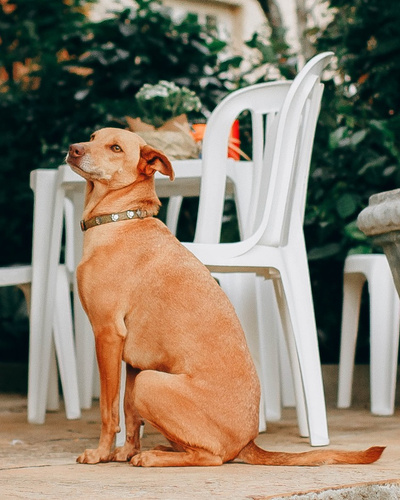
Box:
[236, 441, 385, 466]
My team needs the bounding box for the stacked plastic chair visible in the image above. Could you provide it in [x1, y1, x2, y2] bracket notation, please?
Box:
[2, 173, 80, 423]
[338, 253, 400, 415]
[184, 52, 334, 446]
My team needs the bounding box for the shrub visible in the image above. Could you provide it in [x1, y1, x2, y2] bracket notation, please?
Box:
[0, 0, 237, 266]
[305, 0, 400, 361]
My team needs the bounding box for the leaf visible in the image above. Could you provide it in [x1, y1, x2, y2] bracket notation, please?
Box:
[245, 33, 258, 49]
[258, 44, 275, 63]
[336, 193, 358, 218]
[349, 129, 367, 146]
[357, 155, 387, 175]
[308, 243, 342, 260]
[383, 165, 397, 176]
[74, 88, 90, 101]
[369, 119, 385, 132]
[207, 39, 227, 53]
[190, 39, 210, 55]
[347, 246, 373, 256]
[328, 126, 346, 149]
[344, 220, 367, 241]
[219, 56, 243, 72]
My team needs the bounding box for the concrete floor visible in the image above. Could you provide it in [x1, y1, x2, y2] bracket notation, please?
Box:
[1, 366, 399, 499]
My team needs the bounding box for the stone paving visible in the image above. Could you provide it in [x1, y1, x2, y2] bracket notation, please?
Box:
[1, 367, 399, 499]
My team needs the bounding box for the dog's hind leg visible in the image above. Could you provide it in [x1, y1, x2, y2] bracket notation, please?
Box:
[111, 364, 143, 462]
[131, 448, 223, 467]
[130, 370, 225, 467]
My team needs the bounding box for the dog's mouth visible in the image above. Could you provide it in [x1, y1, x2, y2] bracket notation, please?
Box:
[66, 154, 91, 179]
[66, 153, 112, 181]
[66, 154, 80, 169]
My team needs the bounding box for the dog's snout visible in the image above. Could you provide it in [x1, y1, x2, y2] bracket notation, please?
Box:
[69, 143, 86, 158]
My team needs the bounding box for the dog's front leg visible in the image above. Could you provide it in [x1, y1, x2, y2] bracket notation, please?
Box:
[77, 331, 124, 464]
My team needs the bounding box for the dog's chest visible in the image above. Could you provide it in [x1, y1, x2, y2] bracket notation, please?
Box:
[76, 224, 184, 313]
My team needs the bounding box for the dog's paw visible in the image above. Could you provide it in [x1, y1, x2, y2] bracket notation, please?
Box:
[130, 452, 147, 467]
[76, 448, 111, 464]
[110, 445, 139, 462]
[130, 450, 167, 467]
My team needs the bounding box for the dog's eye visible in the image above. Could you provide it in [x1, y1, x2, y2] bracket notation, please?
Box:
[90, 135, 95, 142]
[111, 144, 122, 152]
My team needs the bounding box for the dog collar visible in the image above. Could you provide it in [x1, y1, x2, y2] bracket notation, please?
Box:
[80, 209, 154, 232]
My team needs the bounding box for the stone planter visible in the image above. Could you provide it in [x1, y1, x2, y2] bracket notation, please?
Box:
[358, 188, 400, 296]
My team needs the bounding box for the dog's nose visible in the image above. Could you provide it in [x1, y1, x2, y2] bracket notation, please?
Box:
[69, 143, 85, 158]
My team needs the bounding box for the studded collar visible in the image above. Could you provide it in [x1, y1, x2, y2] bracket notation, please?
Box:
[80, 208, 154, 232]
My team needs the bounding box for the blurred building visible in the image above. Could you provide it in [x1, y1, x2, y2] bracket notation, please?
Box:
[94, 0, 331, 57]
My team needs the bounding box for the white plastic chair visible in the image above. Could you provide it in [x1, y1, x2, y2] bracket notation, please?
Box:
[202, 83, 293, 429]
[338, 253, 400, 415]
[0, 265, 80, 422]
[184, 52, 334, 446]
[27, 169, 81, 423]
[157, 85, 295, 426]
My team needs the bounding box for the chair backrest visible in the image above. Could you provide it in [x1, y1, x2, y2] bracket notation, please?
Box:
[259, 51, 333, 247]
[194, 80, 292, 243]
[194, 52, 333, 251]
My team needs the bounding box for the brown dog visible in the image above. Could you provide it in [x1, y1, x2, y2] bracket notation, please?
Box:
[66, 127, 383, 467]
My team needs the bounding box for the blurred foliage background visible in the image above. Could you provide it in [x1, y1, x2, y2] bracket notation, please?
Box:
[0, 0, 399, 367]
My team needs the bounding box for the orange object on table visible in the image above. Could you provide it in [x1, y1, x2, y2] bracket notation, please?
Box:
[191, 120, 241, 160]
[228, 119, 240, 160]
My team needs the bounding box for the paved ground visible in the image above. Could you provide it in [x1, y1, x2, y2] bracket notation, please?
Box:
[1, 366, 400, 499]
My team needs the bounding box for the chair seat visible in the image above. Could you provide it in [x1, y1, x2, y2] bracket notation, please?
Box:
[0, 265, 32, 286]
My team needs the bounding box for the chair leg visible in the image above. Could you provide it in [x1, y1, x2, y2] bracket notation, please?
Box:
[217, 273, 267, 432]
[273, 277, 309, 439]
[73, 276, 96, 410]
[71, 189, 96, 410]
[337, 273, 366, 409]
[19, 281, 61, 414]
[166, 196, 183, 236]
[18, 283, 31, 314]
[27, 321, 53, 424]
[369, 265, 400, 415]
[28, 169, 58, 424]
[278, 331, 296, 408]
[53, 265, 81, 420]
[275, 257, 329, 446]
[255, 277, 282, 422]
[46, 342, 60, 412]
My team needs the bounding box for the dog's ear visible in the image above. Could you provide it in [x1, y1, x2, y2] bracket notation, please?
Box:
[138, 145, 175, 181]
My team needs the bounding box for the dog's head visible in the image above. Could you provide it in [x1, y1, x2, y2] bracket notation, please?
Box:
[66, 127, 175, 187]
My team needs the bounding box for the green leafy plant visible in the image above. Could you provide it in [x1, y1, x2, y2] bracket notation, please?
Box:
[0, 0, 239, 363]
[0, 0, 237, 267]
[134, 80, 202, 128]
[4, 0, 399, 367]
[302, 0, 400, 361]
